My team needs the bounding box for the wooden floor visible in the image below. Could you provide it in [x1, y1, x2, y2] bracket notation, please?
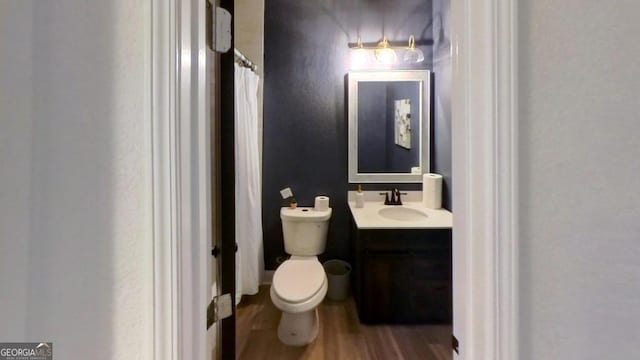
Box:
[236, 286, 452, 360]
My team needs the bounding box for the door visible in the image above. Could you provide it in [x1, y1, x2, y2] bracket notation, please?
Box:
[214, 0, 237, 359]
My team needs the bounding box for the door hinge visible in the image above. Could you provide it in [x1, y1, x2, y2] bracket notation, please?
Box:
[211, 246, 220, 258]
[452, 334, 459, 354]
[206, 1, 212, 50]
[207, 293, 233, 329]
[206, 1, 231, 53]
[211, 244, 236, 258]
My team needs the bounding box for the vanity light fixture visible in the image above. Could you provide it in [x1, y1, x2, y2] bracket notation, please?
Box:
[349, 35, 425, 67]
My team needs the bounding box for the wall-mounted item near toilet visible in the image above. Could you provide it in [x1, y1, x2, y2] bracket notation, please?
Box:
[348, 70, 431, 183]
[422, 173, 443, 209]
[280, 187, 294, 199]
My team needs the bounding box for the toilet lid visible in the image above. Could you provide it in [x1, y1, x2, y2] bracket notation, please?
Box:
[273, 259, 325, 303]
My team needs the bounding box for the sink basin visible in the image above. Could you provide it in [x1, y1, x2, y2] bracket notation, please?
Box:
[378, 207, 428, 221]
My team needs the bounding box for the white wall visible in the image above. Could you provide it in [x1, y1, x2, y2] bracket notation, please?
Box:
[0, 0, 33, 340]
[0, 1, 153, 358]
[235, 0, 264, 80]
[518, 1, 640, 358]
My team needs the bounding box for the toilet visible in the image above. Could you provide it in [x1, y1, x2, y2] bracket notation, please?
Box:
[270, 206, 332, 346]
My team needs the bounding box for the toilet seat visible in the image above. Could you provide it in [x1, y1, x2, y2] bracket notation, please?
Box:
[273, 258, 325, 304]
[270, 275, 327, 314]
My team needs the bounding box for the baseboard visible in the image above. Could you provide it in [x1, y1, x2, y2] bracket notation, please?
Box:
[262, 270, 274, 285]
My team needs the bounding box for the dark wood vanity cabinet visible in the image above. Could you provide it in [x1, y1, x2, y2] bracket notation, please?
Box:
[350, 218, 452, 324]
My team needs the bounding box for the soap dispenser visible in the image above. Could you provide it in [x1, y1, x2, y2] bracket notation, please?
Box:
[355, 184, 365, 208]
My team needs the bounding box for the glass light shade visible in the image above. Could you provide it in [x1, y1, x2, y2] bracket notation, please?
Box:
[350, 48, 369, 69]
[375, 47, 397, 65]
[404, 48, 425, 63]
[373, 37, 397, 66]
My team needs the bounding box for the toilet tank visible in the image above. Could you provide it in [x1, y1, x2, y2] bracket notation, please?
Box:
[280, 207, 332, 256]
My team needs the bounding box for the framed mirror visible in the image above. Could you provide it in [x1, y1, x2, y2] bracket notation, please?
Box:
[348, 70, 431, 183]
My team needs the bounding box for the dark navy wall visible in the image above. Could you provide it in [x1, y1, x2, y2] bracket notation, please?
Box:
[263, 0, 447, 269]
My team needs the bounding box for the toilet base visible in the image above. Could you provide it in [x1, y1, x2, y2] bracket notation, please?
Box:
[277, 308, 320, 346]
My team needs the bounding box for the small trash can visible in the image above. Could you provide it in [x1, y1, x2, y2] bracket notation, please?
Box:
[323, 260, 352, 301]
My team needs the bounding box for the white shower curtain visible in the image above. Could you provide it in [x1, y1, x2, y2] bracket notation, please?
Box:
[234, 63, 263, 304]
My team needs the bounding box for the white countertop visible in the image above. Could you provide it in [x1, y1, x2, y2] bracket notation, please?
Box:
[347, 191, 452, 229]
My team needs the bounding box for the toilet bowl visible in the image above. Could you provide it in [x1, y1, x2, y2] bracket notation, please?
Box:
[270, 256, 327, 346]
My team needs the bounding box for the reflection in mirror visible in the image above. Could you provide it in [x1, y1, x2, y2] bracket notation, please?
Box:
[357, 81, 421, 173]
[348, 71, 431, 183]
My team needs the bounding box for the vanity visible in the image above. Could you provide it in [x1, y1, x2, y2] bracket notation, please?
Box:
[345, 70, 452, 324]
[348, 192, 452, 324]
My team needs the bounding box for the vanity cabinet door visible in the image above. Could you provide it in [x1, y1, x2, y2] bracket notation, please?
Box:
[412, 255, 452, 322]
[360, 252, 451, 323]
[361, 252, 413, 323]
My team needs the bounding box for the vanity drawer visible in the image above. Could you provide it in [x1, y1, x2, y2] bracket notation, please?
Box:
[413, 254, 450, 280]
[359, 229, 451, 252]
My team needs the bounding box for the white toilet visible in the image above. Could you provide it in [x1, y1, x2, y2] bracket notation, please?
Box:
[270, 206, 332, 346]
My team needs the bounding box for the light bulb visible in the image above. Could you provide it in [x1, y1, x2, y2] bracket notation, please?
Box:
[374, 37, 397, 65]
[375, 48, 397, 65]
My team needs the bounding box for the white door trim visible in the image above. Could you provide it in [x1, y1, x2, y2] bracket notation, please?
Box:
[451, 0, 518, 359]
[151, 0, 209, 359]
[150, 0, 178, 358]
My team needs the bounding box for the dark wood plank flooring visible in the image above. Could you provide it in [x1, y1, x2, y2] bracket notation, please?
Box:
[236, 286, 452, 360]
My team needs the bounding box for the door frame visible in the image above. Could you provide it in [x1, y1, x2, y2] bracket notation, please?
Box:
[218, 0, 237, 357]
[451, 0, 518, 359]
[149, 0, 520, 358]
[150, 0, 210, 359]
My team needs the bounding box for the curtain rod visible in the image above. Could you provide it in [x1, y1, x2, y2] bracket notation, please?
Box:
[234, 48, 258, 72]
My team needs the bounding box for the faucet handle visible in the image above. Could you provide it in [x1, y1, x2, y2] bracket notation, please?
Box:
[379, 192, 390, 205]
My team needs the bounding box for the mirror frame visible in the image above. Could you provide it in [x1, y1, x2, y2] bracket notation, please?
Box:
[348, 70, 431, 183]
